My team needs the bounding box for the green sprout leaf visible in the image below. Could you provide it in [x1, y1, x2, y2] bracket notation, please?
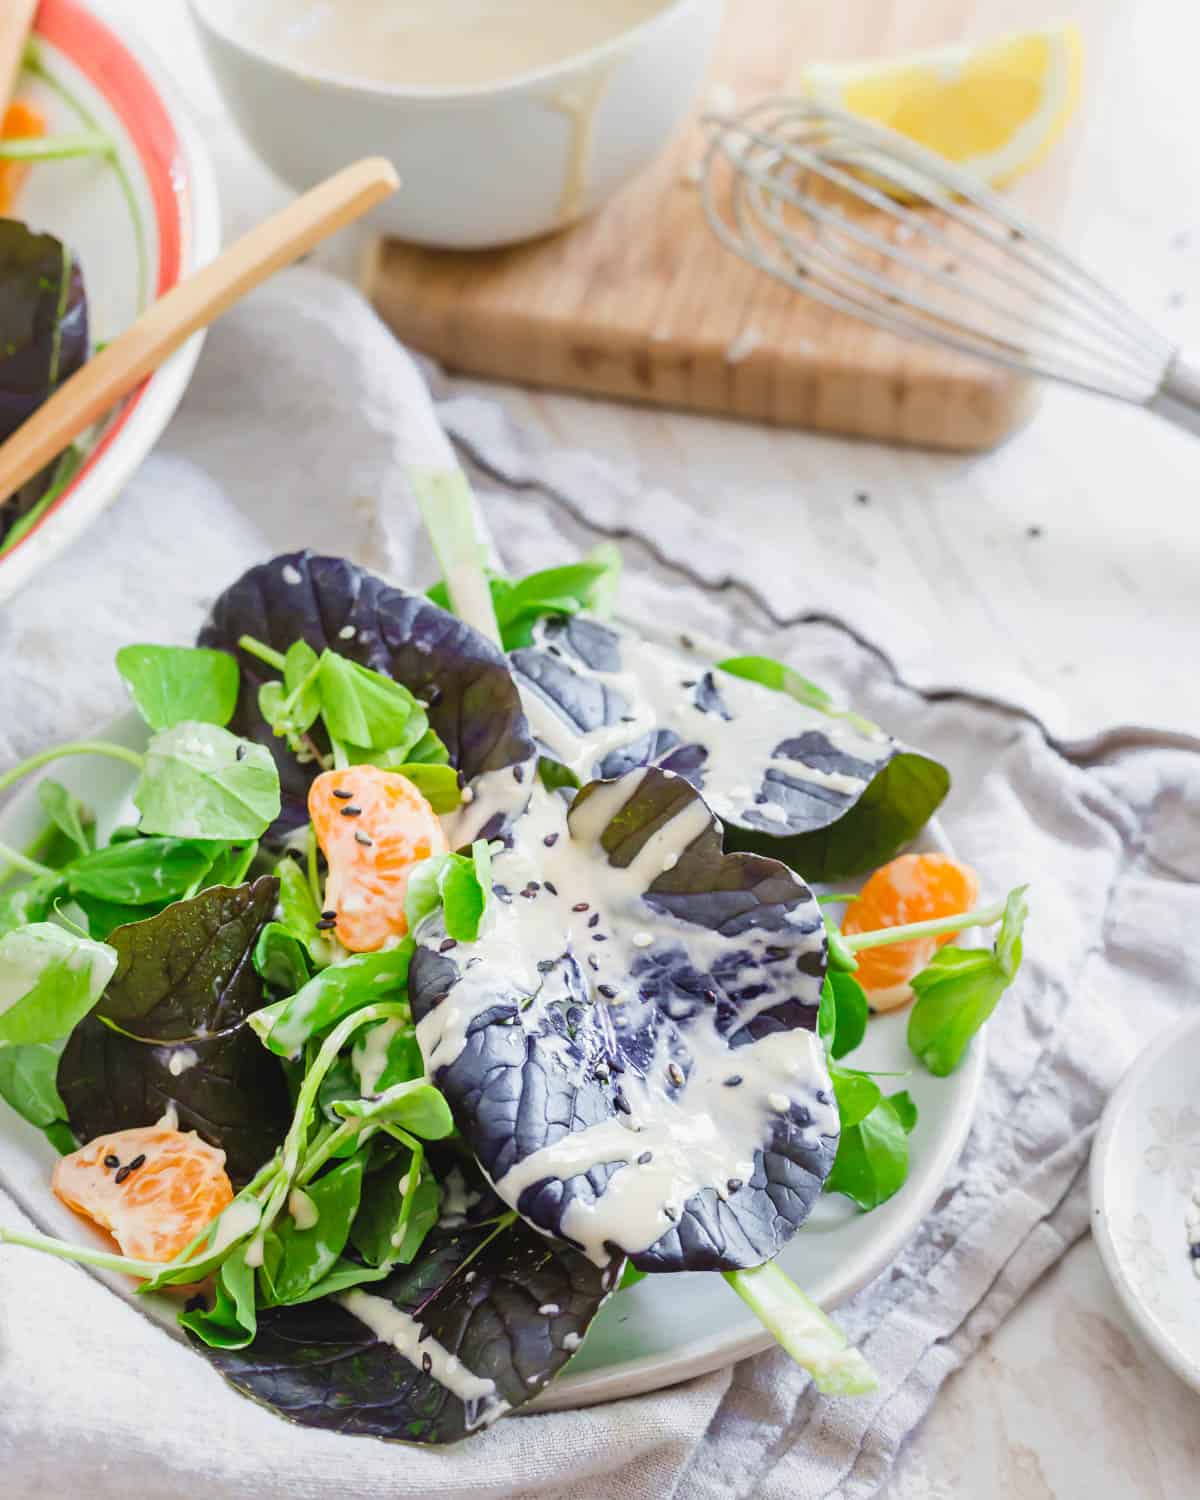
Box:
[116, 644, 239, 731]
[825, 1089, 919, 1211]
[907, 886, 1028, 1077]
[134, 722, 281, 841]
[0, 923, 116, 1045]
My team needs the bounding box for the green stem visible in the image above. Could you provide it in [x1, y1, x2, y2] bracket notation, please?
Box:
[409, 465, 502, 646]
[0, 131, 111, 161]
[296, 1118, 359, 1186]
[843, 900, 1006, 953]
[0, 1224, 161, 1279]
[0, 836, 55, 880]
[237, 635, 287, 673]
[724, 1262, 878, 1396]
[0, 740, 144, 801]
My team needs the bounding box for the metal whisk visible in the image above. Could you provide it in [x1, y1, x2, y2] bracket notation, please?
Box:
[701, 98, 1200, 434]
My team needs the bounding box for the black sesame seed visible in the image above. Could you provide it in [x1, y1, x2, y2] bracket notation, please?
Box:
[663, 1206, 677, 1222]
[573, 902, 589, 913]
[726, 1178, 743, 1193]
[681, 678, 697, 689]
[537, 959, 556, 974]
[637, 1151, 653, 1165]
[513, 765, 526, 783]
[544, 881, 558, 896]
[680, 634, 695, 649]
[354, 831, 374, 847]
[128, 1154, 146, 1171]
[115, 1165, 133, 1185]
[439, 938, 458, 953]
[235, 743, 247, 761]
[316, 916, 337, 930]
[184, 1294, 207, 1313]
[1027, 524, 1043, 539]
[321, 909, 337, 920]
[587, 955, 600, 972]
[855, 490, 870, 506]
[332, 788, 353, 800]
[104, 1154, 120, 1169]
[588, 913, 600, 929]
[614, 1091, 632, 1115]
[620, 715, 637, 723]
[724, 1075, 743, 1087]
[544, 833, 560, 847]
[592, 934, 608, 942]
[422, 1352, 433, 1374]
[340, 805, 363, 818]
[667, 1062, 685, 1087]
[597, 984, 617, 999]
[1191, 1243, 1200, 1260]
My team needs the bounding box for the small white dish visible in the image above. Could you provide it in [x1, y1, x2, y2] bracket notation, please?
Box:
[0, 0, 220, 607]
[188, 0, 723, 248]
[1091, 1011, 1200, 1393]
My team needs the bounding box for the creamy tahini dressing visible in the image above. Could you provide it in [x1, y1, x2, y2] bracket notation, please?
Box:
[233, 0, 671, 88]
[415, 777, 835, 1267]
[513, 622, 891, 835]
[338, 1290, 504, 1412]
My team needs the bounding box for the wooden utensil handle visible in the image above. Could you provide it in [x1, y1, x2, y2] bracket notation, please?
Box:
[0, 155, 399, 504]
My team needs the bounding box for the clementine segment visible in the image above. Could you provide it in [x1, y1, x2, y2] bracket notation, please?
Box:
[52, 1126, 234, 1264]
[309, 765, 448, 952]
[841, 852, 980, 1012]
[0, 102, 47, 215]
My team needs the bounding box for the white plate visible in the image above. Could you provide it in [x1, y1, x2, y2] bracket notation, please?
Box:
[0, 709, 984, 1409]
[0, 0, 220, 604]
[1091, 1011, 1200, 1393]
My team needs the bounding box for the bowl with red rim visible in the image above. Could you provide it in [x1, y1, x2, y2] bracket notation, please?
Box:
[0, 0, 219, 605]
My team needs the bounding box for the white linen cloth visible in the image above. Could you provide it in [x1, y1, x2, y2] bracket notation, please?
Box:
[1, 270, 1197, 1499]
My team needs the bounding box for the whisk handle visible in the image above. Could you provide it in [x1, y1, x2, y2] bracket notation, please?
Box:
[1148, 351, 1200, 437]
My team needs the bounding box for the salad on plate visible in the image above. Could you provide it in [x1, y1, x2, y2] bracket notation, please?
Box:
[0, 480, 1028, 1444]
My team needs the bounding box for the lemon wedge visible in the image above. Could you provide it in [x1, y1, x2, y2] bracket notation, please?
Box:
[801, 23, 1082, 187]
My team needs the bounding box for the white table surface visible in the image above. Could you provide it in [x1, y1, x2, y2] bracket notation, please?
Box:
[87, 2, 1200, 1493]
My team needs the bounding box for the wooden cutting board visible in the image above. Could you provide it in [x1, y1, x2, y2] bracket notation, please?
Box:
[362, 0, 1083, 450]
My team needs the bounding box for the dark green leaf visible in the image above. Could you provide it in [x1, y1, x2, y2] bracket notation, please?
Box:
[351, 1156, 440, 1268]
[195, 1160, 617, 1444]
[199, 842, 260, 892]
[262, 1155, 365, 1306]
[135, 722, 281, 841]
[72, 892, 164, 941]
[57, 879, 289, 1184]
[67, 837, 216, 904]
[908, 886, 1028, 1076]
[116, 644, 239, 731]
[827, 1062, 881, 1129]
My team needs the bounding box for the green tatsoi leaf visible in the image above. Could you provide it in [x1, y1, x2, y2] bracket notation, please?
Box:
[907, 886, 1028, 1077]
[827, 1062, 881, 1129]
[262, 1155, 365, 1306]
[254, 922, 313, 996]
[259, 640, 322, 747]
[275, 855, 325, 955]
[0, 1039, 67, 1129]
[180, 1247, 258, 1349]
[116, 644, 239, 731]
[0, 924, 116, 1045]
[36, 780, 93, 860]
[429, 547, 623, 651]
[819, 971, 870, 1060]
[67, 838, 215, 904]
[825, 1090, 918, 1211]
[0, 875, 64, 937]
[404, 841, 492, 943]
[135, 723, 281, 841]
[317, 653, 429, 758]
[350, 1157, 440, 1269]
[333, 1080, 455, 1141]
[250, 946, 413, 1059]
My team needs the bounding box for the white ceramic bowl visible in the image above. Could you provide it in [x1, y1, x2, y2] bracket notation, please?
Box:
[0, 0, 220, 607]
[188, 0, 724, 249]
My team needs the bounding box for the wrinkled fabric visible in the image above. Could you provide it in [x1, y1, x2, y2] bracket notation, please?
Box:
[1, 270, 1197, 1500]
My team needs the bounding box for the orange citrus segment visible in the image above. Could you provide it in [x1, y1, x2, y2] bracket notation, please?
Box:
[0, 101, 48, 216]
[52, 1126, 234, 1265]
[841, 852, 980, 1011]
[310, 765, 448, 953]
